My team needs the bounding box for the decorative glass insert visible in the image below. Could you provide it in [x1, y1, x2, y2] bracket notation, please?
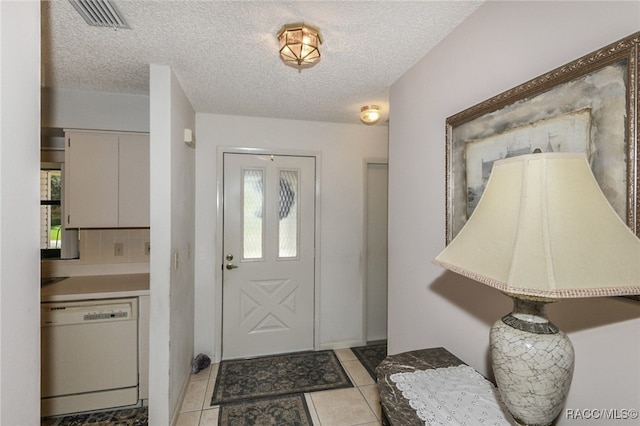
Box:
[279, 170, 299, 258]
[243, 169, 264, 259]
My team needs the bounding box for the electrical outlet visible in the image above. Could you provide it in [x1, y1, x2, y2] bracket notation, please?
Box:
[114, 242, 124, 256]
[145, 242, 151, 255]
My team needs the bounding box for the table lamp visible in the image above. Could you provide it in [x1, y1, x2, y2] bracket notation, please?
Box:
[434, 152, 640, 425]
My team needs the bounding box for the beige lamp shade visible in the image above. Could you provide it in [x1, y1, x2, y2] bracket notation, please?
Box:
[434, 153, 640, 299]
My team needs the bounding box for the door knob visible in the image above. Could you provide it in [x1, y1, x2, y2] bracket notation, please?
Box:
[226, 262, 238, 270]
[226, 254, 234, 261]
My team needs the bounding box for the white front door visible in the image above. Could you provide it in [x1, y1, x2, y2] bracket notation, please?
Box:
[222, 153, 316, 359]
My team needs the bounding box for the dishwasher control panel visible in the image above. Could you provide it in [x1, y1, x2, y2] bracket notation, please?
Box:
[41, 298, 138, 327]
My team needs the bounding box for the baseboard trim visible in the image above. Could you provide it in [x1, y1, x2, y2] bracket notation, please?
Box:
[170, 361, 193, 426]
[318, 339, 365, 351]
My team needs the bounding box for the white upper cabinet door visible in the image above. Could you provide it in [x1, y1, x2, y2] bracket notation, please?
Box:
[65, 130, 149, 228]
[118, 134, 150, 227]
[65, 131, 120, 228]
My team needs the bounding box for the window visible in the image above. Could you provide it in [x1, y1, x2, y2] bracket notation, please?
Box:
[40, 166, 62, 258]
[241, 168, 300, 260]
[40, 162, 78, 259]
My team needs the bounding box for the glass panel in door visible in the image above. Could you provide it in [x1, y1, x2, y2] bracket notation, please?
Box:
[243, 168, 264, 260]
[278, 170, 299, 259]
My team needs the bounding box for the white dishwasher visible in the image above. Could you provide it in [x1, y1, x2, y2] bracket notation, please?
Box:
[41, 297, 139, 417]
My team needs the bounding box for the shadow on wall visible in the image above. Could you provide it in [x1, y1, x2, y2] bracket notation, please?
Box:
[549, 297, 640, 333]
[430, 270, 511, 327]
[431, 271, 640, 333]
[430, 270, 512, 378]
[429, 270, 640, 377]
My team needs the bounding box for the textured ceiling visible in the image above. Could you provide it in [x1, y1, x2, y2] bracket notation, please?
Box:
[41, 0, 483, 125]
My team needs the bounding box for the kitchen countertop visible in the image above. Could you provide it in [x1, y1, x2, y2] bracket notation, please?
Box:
[41, 273, 150, 302]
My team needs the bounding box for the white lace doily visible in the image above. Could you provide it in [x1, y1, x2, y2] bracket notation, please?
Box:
[390, 365, 517, 425]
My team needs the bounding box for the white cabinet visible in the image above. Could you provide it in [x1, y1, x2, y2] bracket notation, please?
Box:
[65, 130, 149, 228]
[118, 134, 150, 227]
[138, 294, 150, 401]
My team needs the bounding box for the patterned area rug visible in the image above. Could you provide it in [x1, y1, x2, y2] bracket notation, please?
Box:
[41, 406, 147, 426]
[219, 394, 313, 426]
[351, 343, 387, 380]
[211, 350, 353, 405]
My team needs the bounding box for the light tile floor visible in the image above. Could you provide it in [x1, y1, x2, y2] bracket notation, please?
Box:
[175, 348, 383, 426]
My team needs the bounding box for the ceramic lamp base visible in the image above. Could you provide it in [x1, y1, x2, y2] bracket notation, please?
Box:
[490, 296, 574, 426]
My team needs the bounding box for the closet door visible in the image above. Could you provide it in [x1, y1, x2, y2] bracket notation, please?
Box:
[65, 131, 119, 228]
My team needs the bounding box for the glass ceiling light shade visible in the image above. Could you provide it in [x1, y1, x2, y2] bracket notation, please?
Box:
[360, 105, 381, 125]
[434, 153, 640, 425]
[277, 23, 322, 70]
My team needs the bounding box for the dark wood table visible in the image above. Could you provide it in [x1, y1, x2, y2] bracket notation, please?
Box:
[375, 347, 467, 426]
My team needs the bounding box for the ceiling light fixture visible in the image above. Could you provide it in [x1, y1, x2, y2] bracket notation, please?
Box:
[277, 22, 322, 70]
[360, 105, 382, 125]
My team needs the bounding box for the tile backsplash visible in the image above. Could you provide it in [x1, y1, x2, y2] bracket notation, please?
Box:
[79, 228, 150, 264]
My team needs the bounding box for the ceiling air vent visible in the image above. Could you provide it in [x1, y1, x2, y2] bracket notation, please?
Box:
[69, 0, 129, 29]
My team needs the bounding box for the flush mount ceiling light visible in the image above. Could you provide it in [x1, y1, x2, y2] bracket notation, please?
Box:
[360, 105, 382, 125]
[277, 22, 323, 70]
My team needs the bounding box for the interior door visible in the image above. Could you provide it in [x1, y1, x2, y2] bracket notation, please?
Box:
[222, 153, 316, 359]
[365, 162, 388, 342]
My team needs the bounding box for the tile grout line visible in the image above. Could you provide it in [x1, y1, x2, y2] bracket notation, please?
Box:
[304, 392, 322, 426]
[335, 349, 382, 425]
[347, 348, 383, 425]
[357, 384, 382, 423]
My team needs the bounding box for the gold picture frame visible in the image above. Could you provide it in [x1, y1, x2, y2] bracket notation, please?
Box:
[445, 32, 639, 247]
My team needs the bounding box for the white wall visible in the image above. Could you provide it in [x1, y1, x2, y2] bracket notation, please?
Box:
[194, 114, 388, 359]
[42, 88, 149, 133]
[389, 1, 640, 425]
[167, 68, 196, 421]
[0, 1, 41, 423]
[149, 64, 196, 425]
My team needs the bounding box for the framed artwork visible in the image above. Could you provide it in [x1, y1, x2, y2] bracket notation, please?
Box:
[445, 32, 639, 248]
